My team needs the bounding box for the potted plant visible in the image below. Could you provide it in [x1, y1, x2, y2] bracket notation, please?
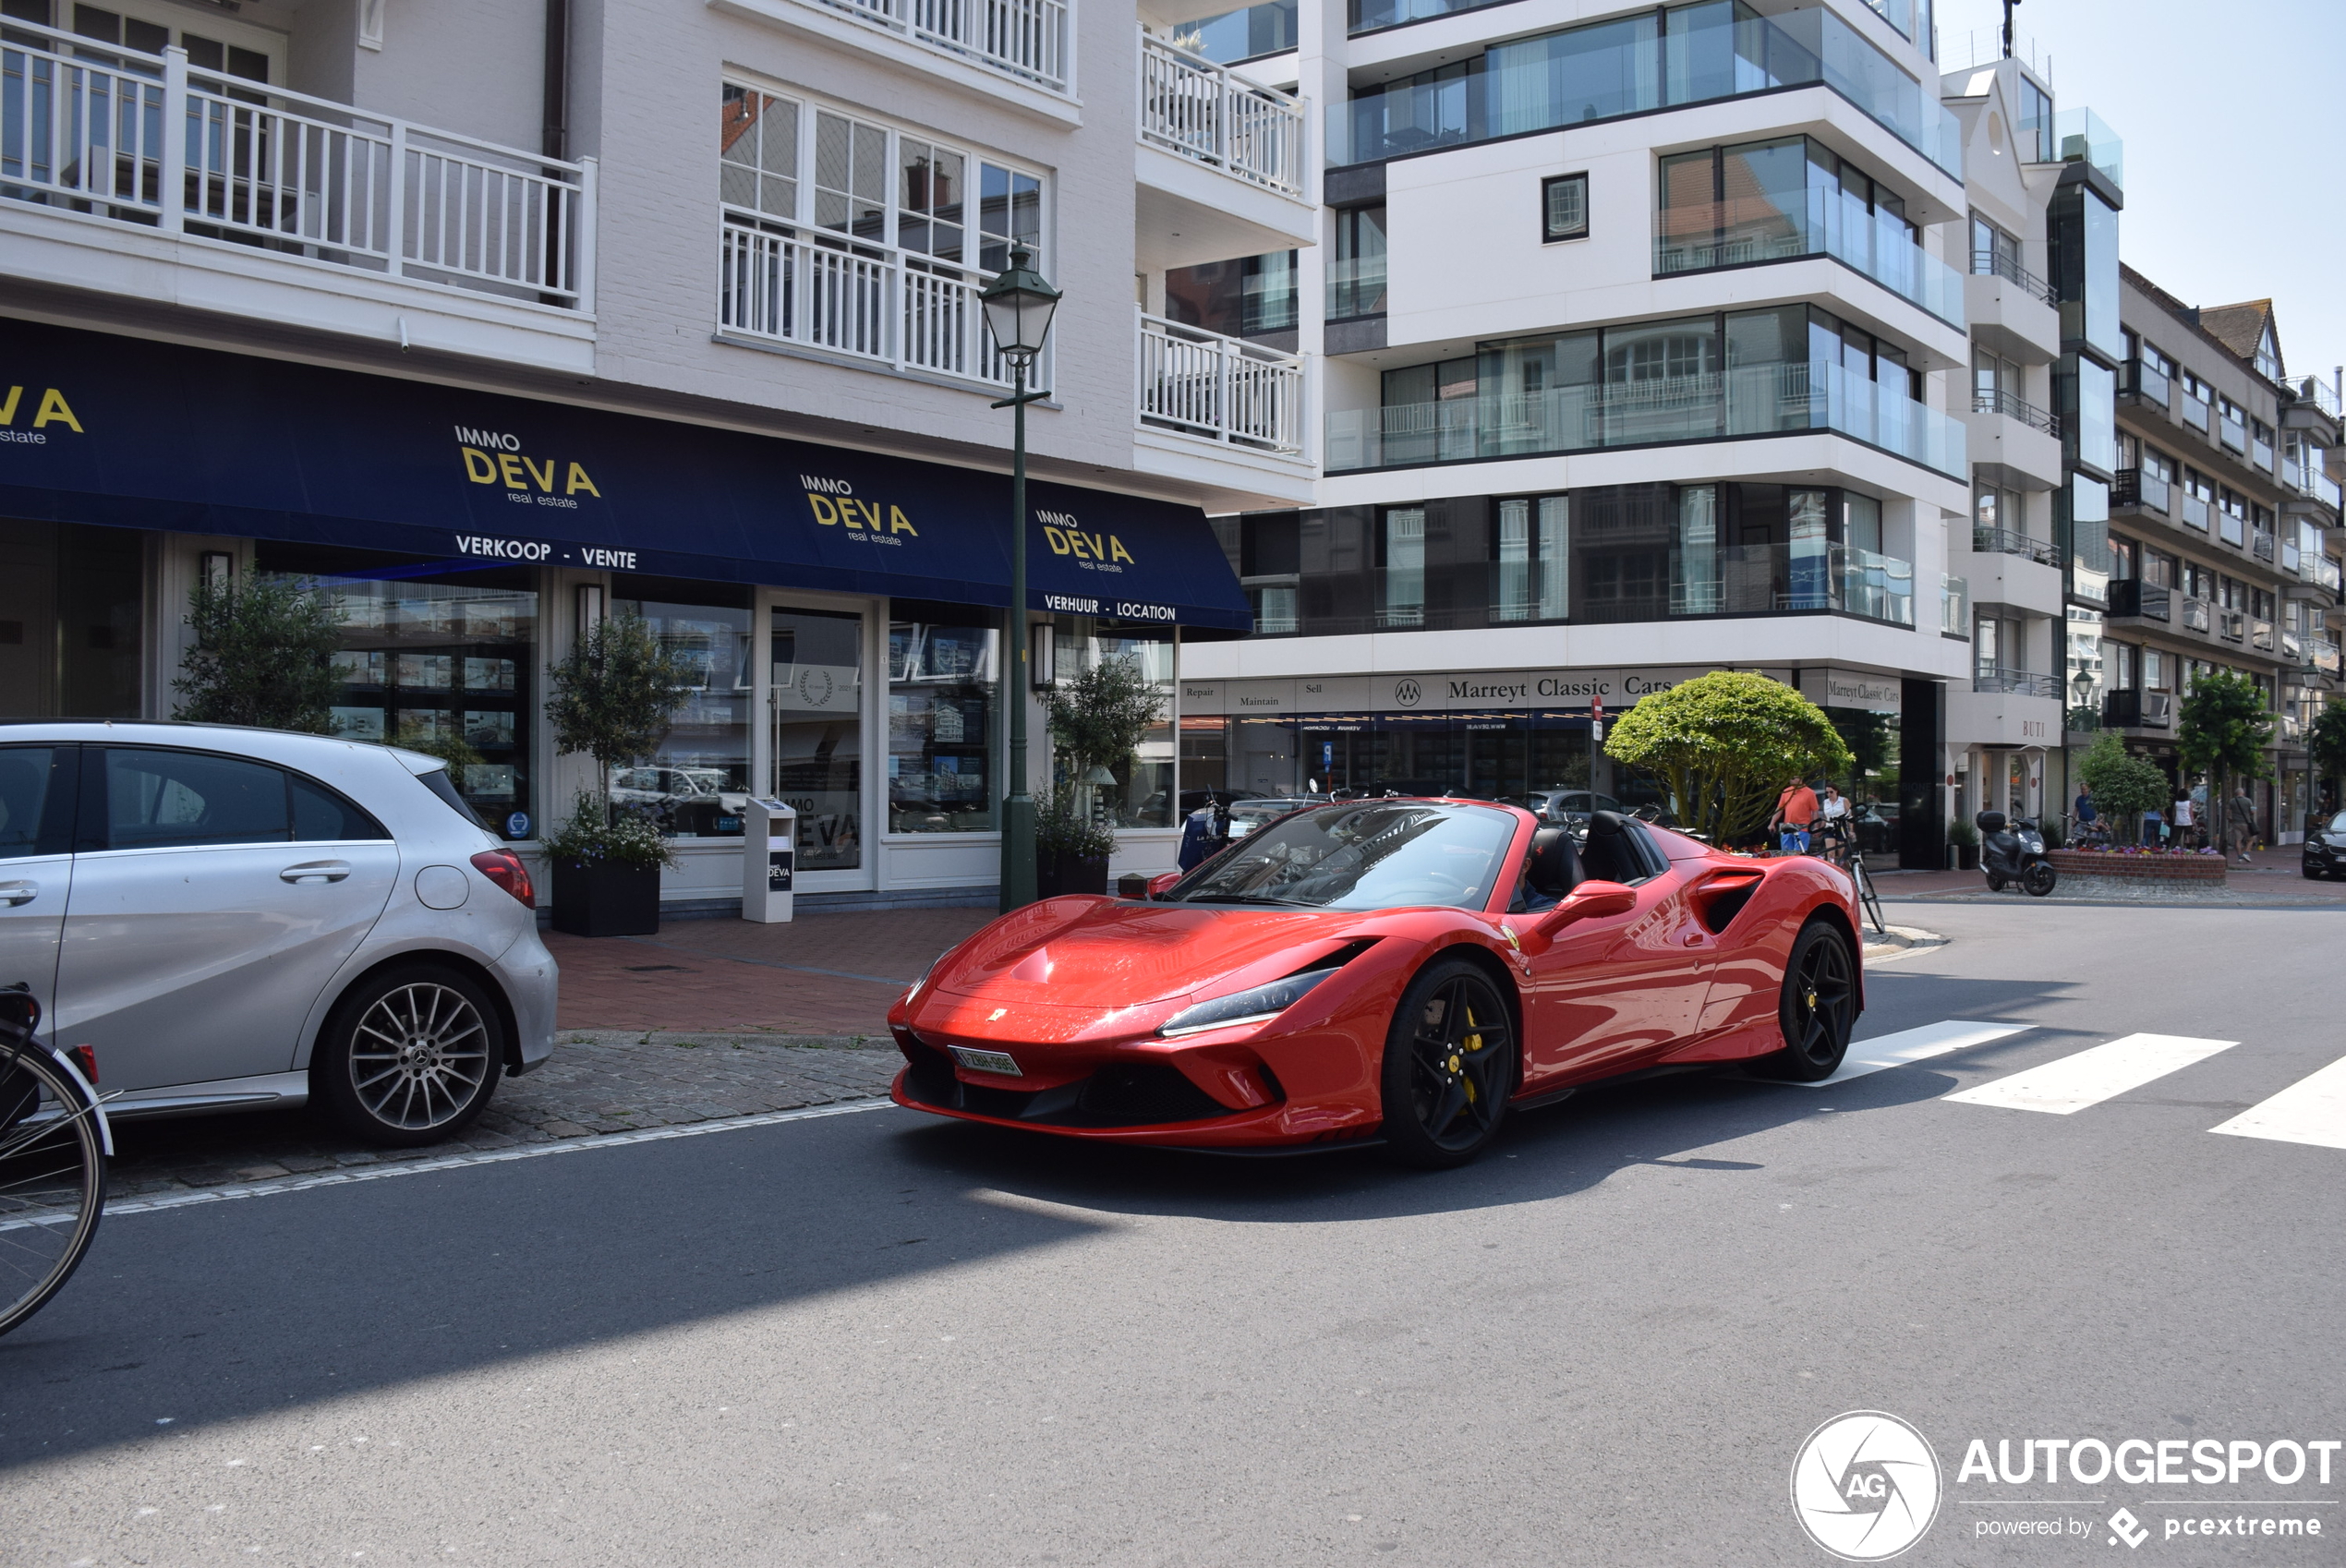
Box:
[1039, 654, 1166, 897]
[1034, 804, 1115, 898]
[541, 614, 694, 936]
[1946, 816, 1979, 870]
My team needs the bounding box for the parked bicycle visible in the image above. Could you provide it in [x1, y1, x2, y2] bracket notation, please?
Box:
[0, 989, 110, 1338]
[1845, 849, 1888, 937]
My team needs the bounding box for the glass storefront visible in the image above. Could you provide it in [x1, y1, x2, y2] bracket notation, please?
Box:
[888, 599, 998, 834]
[1049, 617, 1177, 827]
[259, 542, 538, 838]
[0, 521, 143, 719]
[1213, 711, 1600, 802]
[768, 603, 865, 871]
[609, 577, 755, 840]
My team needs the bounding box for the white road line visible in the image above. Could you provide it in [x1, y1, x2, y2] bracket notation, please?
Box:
[2209, 1054, 2346, 1150]
[1776, 1019, 2031, 1088]
[1945, 1033, 2237, 1116]
[100, 1098, 899, 1221]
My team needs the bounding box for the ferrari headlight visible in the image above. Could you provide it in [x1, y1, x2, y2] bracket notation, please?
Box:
[1159, 969, 1336, 1039]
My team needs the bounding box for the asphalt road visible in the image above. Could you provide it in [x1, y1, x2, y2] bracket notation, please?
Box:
[4, 901, 2340, 1567]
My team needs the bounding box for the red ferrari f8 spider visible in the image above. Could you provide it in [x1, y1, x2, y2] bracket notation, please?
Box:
[888, 802, 1863, 1167]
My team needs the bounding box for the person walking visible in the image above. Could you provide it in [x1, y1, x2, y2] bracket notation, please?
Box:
[1770, 776, 1819, 855]
[1815, 782, 1851, 864]
[2171, 787, 2195, 850]
[2226, 784, 2256, 864]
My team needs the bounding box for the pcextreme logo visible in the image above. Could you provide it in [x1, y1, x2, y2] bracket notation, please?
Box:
[800, 474, 918, 547]
[1037, 509, 1133, 572]
[454, 425, 600, 512]
[0, 382, 84, 446]
[1792, 1411, 1943, 1562]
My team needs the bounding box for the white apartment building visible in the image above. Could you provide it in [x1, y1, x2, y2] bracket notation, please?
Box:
[1166, 0, 2142, 865]
[0, 0, 1322, 906]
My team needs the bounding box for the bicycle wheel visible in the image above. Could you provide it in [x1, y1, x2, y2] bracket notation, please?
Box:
[1853, 858, 1887, 936]
[0, 1050, 106, 1338]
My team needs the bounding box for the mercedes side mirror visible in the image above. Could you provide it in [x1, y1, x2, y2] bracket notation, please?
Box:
[1535, 879, 1637, 935]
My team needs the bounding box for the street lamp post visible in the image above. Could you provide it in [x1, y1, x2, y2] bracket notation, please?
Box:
[980, 245, 1061, 914]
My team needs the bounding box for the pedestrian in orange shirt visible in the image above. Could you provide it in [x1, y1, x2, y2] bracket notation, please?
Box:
[1770, 776, 1819, 855]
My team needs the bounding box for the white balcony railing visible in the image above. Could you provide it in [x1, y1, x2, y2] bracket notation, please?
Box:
[814, 0, 1069, 92]
[719, 211, 1026, 387]
[1137, 32, 1306, 199]
[0, 20, 592, 308]
[1136, 309, 1303, 455]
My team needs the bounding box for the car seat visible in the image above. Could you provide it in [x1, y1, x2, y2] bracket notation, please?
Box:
[1521, 824, 1582, 908]
[1581, 811, 1652, 884]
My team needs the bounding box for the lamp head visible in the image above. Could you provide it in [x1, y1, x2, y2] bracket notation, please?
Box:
[981, 245, 1061, 364]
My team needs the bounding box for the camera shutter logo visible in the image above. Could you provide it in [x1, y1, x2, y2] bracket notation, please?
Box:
[1790, 1411, 1941, 1561]
[1394, 678, 1423, 708]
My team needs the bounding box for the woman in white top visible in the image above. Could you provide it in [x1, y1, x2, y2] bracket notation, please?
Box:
[1816, 783, 1851, 863]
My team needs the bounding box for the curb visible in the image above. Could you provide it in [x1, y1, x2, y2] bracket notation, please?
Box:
[1860, 923, 1948, 964]
[552, 1029, 896, 1053]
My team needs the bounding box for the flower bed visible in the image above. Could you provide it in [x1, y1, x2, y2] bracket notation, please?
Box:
[2048, 849, 2227, 883]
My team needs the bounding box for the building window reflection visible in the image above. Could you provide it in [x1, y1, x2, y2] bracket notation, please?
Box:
[888, 599, 998, 833]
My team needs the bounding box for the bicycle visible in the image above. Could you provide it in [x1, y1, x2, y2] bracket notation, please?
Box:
[1845, 849, 1887, 938]
[0, 990, 111, 1338]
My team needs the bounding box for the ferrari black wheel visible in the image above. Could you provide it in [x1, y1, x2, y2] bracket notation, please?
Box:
[1762, 919, 1856, 1082]
[2021, 862, 2057, 898]
[1380, 959, 1516, 1169]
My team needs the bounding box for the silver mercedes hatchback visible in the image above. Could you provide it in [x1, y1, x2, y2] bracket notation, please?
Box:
[0, 722, 557, 1145]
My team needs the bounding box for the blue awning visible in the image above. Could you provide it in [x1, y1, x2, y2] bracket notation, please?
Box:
[0, 318, 1252, 631]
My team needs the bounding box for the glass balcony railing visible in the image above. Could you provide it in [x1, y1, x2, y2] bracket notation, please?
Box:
[2055, 107, 2124, 189]
[2183, 393, 2211, 433]
[2220, 413, 2248, 453]
[2182, 493, 2211, 531]
[1324, 254, 1387, 320]
[1348, 0, 1510, 32]
[1655, 200, 1964, 326]
[2182, 597, 2213, 633]
[1941, 573, 1969, 636]
[1331, 0, 1962, 177]
[2107, 580, 2170, 621]
[1976, 668, 2062, 698]
[2125, 359, 2171, 408]
[2253, 435, 2275, 472]
[1327, 359, 1965, 476]
[2103, 690, 2171, 730]
[2112, 467, 2169, 513]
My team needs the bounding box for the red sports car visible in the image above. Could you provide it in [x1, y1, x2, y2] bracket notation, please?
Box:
[888, 802, 1863, 1167]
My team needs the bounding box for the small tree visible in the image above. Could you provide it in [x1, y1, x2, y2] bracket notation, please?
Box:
[2176, 669, 2273, 834]
[1603, 670, 1852, 845]
[541, 614, 695, 862]
[172, 573, 345, 733]
[2074, 730, 2169, 840]
[2305, 696, 2346, 813]
[1041, 655, 1166, 826]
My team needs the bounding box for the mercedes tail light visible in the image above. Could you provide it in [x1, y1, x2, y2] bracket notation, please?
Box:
[470, 850, 536, 909]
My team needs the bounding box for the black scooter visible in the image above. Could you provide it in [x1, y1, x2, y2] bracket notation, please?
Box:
[1977, 811, 2057, 897]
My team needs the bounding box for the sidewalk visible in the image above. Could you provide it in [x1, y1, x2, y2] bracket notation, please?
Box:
[1873, 843, 2346, 906]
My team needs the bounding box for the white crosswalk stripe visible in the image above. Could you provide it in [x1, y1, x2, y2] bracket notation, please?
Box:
[1943, 1033, 2237, 1116]
[1776, 1019, 2031, 1088]
[2208, 1054, 2346, 1150]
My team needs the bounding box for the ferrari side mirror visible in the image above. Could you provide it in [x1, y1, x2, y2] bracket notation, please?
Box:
[1535, 879, 1637, 935]
[1146, 872, 1182, 899]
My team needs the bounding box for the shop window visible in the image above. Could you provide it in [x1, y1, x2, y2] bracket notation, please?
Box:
[259, 543, 538, 839]
[762, 602, 863, 870]
[888, 600, 998, 834]
[1048, 618, 1175, 829]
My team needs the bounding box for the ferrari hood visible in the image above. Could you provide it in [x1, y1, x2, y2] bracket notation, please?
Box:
[932, 896, 1370, 1009]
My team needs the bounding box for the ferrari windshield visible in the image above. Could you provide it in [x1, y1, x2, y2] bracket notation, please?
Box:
[1166, 801, 1518, 911]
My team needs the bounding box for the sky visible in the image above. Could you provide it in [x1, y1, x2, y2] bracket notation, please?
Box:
[1931, 0, 2346, 394]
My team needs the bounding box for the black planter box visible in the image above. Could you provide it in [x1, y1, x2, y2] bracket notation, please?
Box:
[1955, 844, 1979, 871]
[551, 858, 662, 937]
[1036, 850, 1109, 899]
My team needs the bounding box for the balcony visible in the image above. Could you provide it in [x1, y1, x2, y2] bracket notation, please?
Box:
[2104, 689, 2171, 730]
[2252, 618, 2276, 654]
[2183, 392, 2212, 435]
[780, 0, 1068, 94]
[2182, 492, 2211, 532]
[2254, 530, 2277, 563]
[2312, 638, 2343, 676]
[2123, 359, 2171, 411]
[1655, 199, 1965, 328]
[1974, 388, 2058, 438]
[2182, 597, 2212, 634]
[0, 22, 594, 367]
[718, 212, 1014, 388]
[1972, 525, 2062, 569]
[2219, 412, 2247, 453]
[2106, 579, 2170, 621]
[1971, 249, 2058, 308]
[1324, 253, 1385, 322]
[1965, 386, 2062, 489]
[2316, 554, 2344, 595]
[1135, 31, 1312, 274]
[2112, 467, 2169, 513]
[1976, 667, 2062, 699]
[2254, 433, 2276, 472]
[1327, 359, 1966, 477]
[1135, 309, 1304, 455]
[2219, 608, 2245, 644]
[1966, 249, 2061, 362]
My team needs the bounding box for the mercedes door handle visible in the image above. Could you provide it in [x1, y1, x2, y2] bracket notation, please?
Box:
[281, 861, 352, 885]
[0, 880, 35, 906]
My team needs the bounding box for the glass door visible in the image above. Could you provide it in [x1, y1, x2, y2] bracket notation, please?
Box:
[768, 604, 866, 877]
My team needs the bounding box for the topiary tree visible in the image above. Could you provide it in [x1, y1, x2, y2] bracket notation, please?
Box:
[542, 614, 695, 862]
[2074, 730, 2169, 840]
[1603, 670, 1852, 845]
[172, 572, 345, 733]
[1041, 654, 1166, 827]
[2176, 669, 2273, 838]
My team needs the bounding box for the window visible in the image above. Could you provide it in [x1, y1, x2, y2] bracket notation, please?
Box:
[2218, 488, 2246, 547]
[2016, 75, 2054, 163]
[1165, 251, 1299, 338]
[292, 776, 390, 842]
[1378, 507, 1427, 626]
[0, 747, 63, 860]
[605, 579, 756, 842]
[1493, 496, 1567, 620]
[1969, 211, 2021, 278]
[96, 750, 288, 851]
[888, 601, 998, 835]
[1047, 619, 1175, 828]
[1542, 173, 1588, 241]
[764, 602, 864, 866]
[1329, 204, 1387, 319]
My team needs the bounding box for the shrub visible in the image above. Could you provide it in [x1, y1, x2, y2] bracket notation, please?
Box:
[1603, 670, 1852, 844]
[2075, 730, 2170, 829]
[172, 573, 345, 733]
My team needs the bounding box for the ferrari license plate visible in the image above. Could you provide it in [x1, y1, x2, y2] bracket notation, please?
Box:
[949, 1045, 1022, 1077]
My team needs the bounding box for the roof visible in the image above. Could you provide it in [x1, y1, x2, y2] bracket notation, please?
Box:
[2197, 299, 2278, 373]
[2120, 264, 2288, 400]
